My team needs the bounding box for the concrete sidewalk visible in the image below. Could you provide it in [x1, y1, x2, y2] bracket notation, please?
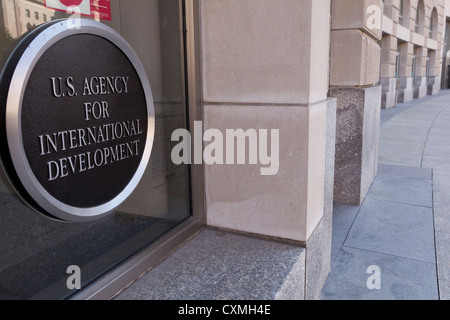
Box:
[321, 90, 450, 300]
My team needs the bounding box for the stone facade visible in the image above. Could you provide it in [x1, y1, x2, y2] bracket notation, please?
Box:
[329, 0, 383, 205]
[381, 0, 445, 109]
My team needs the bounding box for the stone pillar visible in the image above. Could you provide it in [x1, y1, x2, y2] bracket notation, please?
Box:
[398, 42, 415, 103]
[414, 46, 429, 99]
[427, 49, 440, 95]
[330, 0, 382, 205]
[380, 35, 398, 109]
[200, 0, 334, 299]
[427, 4, 444, 97]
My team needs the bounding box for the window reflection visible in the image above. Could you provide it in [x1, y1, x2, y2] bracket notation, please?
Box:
[1, 0, 58, 38]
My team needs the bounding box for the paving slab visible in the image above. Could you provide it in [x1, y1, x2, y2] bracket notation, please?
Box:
[433, 193, 450, 234]
[321, 246, 438, 300]
[378, 141, 425, 167]
[377, 157, 422, 168]
[329, 203, 360, 264]
[422, 156, 450, 170]
[380, 126, 430, 138]
[367, 175, 433, 208]
[424, 145, 450, 158]
[435, 231, 450, 300]
[425, 135, 450, 148]
[432, 169, 450, 193]
[377, 164, 432, 179]
[344, 198, 436, 263]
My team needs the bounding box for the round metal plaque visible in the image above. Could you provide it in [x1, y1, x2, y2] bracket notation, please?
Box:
[0, 19, 155, 222]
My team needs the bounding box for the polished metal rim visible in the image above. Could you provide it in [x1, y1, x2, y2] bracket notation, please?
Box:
[5, 19, 155, 222]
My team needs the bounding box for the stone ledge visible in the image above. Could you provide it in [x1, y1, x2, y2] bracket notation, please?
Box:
[114, 228, 306, 300]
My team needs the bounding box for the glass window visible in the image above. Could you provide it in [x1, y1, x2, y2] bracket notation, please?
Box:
[399, 0, 404, 25]
[430, 8, 438, 40]
[0, 0, 191, 300]
[415, 10, 419, 33]
[415, 0, 425, 34]
[429, 20, 433, 38]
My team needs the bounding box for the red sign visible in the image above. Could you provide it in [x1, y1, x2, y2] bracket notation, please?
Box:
[45, 0, 111, 21]
[90, 0, 112, 21]
[59, 0, 83, 6]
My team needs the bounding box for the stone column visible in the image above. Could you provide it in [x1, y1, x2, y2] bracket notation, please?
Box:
[200, 0, 335, 299]
[427, 2, 445, 95]
[427, 49, 440, 95]
[330, 0, 382, 205]
[414, 46, 429, 98]
[380, 34, 398, 108]
[398, 42, 415, 103]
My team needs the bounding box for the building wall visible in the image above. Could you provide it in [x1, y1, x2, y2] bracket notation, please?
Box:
[381, 0, 445, 109]
[441, 0, 450, 88]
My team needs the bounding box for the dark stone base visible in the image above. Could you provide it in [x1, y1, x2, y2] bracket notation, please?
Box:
[330, 86, 381, 205]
